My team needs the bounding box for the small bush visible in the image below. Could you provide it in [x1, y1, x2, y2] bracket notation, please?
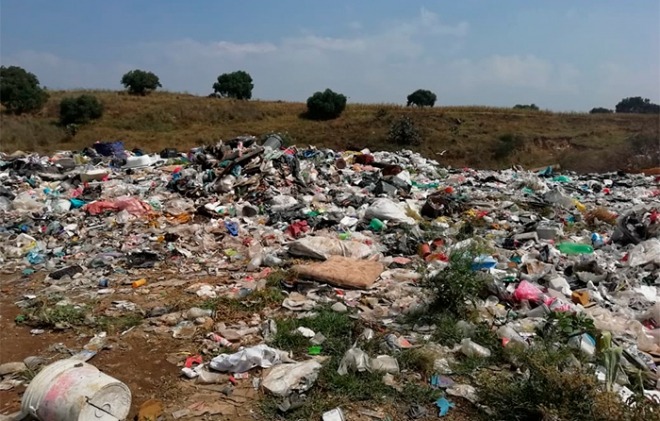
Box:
[478, 343, 660, 421]
[305, 88, 347, 120]
[590, 107, 613, 114]
[615, 96, 660, 114]
[513, 103, 539, 111]
[424, 248, 490, 317]
[627, 134, 660, 168]
[212, 70, 254, 100]
[0, 65, 49, 114]
[538, 310, 597, 343]
[388, 116, 422, 146]
[121, 69, 162, 95]
[493, 133, 524, 160]
[59, 94, 103, 126]
[407, 89, 437, 107]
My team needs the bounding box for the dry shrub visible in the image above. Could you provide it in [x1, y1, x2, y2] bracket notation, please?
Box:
[585, 207, 618, 227]
[477, 344, 660, 421]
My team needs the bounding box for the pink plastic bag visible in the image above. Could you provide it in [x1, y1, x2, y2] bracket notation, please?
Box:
[85, 197, 151, 216]
[114, 197, 151, 215]
[513, 280, 543, 302]
[85, 200, 119, 215]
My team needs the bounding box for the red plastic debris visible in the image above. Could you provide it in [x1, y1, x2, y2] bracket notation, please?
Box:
[185, 355, 203, 368]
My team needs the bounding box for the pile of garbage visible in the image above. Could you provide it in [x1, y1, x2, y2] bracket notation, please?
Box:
[1, 135, 660, 419]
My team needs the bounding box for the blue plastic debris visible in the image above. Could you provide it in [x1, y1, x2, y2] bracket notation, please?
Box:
[225, 221, 239, 236]
[430, 374, 455, 389]
[70, 198, 85, 208]
[471, 255, 497, 271]
[435, 397, 455, 416]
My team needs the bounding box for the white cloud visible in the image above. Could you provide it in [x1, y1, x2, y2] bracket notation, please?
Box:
[419, 7, 470, 36]
[348, 21, 362, 30]
[450, 55, 580, 95]
[7, 7, 654, 110]
[2, 50, 131, 90]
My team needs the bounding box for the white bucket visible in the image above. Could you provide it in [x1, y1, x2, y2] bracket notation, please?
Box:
[21, 359, 132, 421]
[123, 155, 152, 169]
[80, 169, 109, 182]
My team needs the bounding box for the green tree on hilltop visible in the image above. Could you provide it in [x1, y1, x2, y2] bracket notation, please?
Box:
[0, 66, 49, 114]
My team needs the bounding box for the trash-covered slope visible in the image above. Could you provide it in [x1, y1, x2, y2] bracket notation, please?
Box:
[1, 136, 659, 420]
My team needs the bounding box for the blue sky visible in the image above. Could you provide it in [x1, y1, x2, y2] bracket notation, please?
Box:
[1, 0, 659, 111]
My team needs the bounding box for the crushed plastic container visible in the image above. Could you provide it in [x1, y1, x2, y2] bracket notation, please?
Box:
[556, 242, 594, 255]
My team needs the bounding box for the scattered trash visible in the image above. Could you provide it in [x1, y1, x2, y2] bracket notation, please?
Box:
[2, 138, 660, 419]
[322, 407, 346, 421]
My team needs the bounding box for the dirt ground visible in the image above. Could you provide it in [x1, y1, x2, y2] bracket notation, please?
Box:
[0, 271, 478, 421]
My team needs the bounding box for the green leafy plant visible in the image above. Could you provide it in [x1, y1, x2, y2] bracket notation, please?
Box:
[493, 133, 524, 160]
[539, 311, 596, 343]
[0, 65, 49, 114]
[388, 116, 422, 146]
[590, 107, 613, 114]
[424, 248, 490, 317]
[121, 69, 162, 95]
[407, 89, 437, 107]
[59, 94, 103, 126]
[213, 70, 254, 100]
[305, 88, 347, 120]
[513, 103, 540, 111]
[615, 96, 660, 114]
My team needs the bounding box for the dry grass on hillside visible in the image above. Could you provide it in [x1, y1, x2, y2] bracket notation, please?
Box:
[1, 90, 658, 172]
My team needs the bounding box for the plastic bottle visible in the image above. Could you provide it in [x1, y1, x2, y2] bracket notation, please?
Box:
[557, 242, 594, 255]
[460, 338, 492, 358]
[369, 218, 385, 231]
[132, 278, 147, 288]
[496, 326, 527, 347]
[185, 307, 214, 319]
[591, 233, 604, 249]
[263, 254, 283, 267]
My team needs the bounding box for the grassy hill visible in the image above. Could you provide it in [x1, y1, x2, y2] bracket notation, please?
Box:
[1, 90, 658, 172]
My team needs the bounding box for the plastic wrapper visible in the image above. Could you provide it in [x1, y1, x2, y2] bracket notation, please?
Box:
[209, 344, 292, 373]
[262, 359, 322, 397]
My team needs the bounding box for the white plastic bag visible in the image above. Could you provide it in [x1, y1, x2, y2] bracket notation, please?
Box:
[288, 236, 373, 260]
[627, 238, 660, 267]
[262, 359, 322, 396]
[209, 344, 292, 373]
[337, 347, 371, 375]
[364, 198, 415, 224]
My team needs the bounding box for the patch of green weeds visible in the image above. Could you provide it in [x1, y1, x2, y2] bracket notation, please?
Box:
[272, 308, 356, 358]
[200, 283, 285, 313]
[431, 313, 464, 346]
[320, 364, 393, 401]
[265, 269, 290, 288]
[17, 301, 88, 329]
[399, 382, 443, 405]
[538, 310, 597, 343]
[271, 318, 310, 357]
[452, 354, 490, 376]
[423, 247, 491, 318]
[493, 133, 524, 161]
[96, 313, 143, 334]
[474, 342, 655, 421]
[398, 348, 436, 376]
[241, 287, 285, 311]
